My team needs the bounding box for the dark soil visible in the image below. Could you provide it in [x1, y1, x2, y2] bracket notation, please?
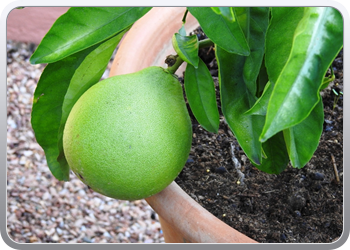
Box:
[175, 27, 343, 243]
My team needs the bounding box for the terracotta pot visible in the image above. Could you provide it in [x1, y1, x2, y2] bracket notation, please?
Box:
[109, 7, 198, 76]
[109, 7, 258, 244]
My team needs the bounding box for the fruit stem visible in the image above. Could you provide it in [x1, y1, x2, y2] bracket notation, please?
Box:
[182, 9, 189, 23]
[166, 38, 214, 75]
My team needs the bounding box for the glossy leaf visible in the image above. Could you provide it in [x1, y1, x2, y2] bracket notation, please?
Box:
[283, 98, 324, 168]
[252, 132, 290, 174]
[234, 7, 270, 96]
[245, 81, 272, 116]
[264, 7, 306, 85]
[187, 7, 250, 55]
[211, 7, 235, 22]
[31, 34, 123, 181]
[172, 32, 199, 68]
[30, 7, 151, 64]
[216, 45, 264, 165]
[184, 58, 220, 133]
[260, 7, 343, 142]
[215, 7, 269, 165]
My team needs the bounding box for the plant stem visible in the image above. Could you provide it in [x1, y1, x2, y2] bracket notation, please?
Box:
[166, 38, 214, 74]
[166, 55, 184, 75]
[199, 38, 215, 49]
[182, 9, 189, 23]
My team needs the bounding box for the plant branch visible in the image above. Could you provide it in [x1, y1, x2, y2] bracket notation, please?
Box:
[165, 55, 184, 75]
[166, 38, 214, 74]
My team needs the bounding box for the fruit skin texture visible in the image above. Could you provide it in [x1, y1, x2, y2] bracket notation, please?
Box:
[63, 66, 192, 200]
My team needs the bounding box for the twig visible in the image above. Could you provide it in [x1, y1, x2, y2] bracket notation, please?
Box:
[263, 190, 278, 194]
[230, 142, 245, 185]
[331, 154, 340, 183]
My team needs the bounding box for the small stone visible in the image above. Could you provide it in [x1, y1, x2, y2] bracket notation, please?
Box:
[82, 236, 93, 243]
[294, 210, 302, 217]
[311, 172, 325, 181]
[78, 189, 86, 196]
[144, 238, 154, 243]
[288, 193, 306, 210]
[280, 233, 287, 242]
[45, 228, 55, 236]
[215, 166, 227, 174]
[56, 227, 63, 235]
[29, 235, 38, 243]
[103, 232, 112, 238]
[42, 191, 52, 200]
[324, 221, 331, 228]
[22, 150, 33, 157]
[52, 234, 59, 242]
[186, 158, 194, 163]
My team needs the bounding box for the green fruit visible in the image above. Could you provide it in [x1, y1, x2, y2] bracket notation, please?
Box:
[63, 66, 192, 200]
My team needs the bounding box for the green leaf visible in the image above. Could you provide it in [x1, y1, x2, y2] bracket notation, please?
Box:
[211, 7, 235, 22]
[184, 58, 220, 133]
[215, 7, 269, 165]
[31, 34, 123, 181]
[30, 7, 151, 64]
[216, 45, 264, 165]
[172, 32, 199, 68]
[178, 24, 187, 36]
[260, 7, 343, 142]
[245, 81, 273, 116]
[252, 132, 290, 174]
[264, 7, 306, 85]
[256, 58, 269, 97]
[187, 7, 250, 55]
[283, 98, 324, 168]
[234, 7, 270, 96]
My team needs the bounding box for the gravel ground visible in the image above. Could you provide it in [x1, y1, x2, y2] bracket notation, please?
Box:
[6, 40, 165, 243]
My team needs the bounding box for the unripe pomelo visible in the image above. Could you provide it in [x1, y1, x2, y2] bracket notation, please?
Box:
[63, 66, 192, 200]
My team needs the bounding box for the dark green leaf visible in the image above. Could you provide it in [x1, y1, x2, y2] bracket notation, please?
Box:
[245, 81, 272, 116]
[261, 7, 343, 142]
[265, 7, 306, 85]
[187, 7, 249, 55]
[216, 45, 264, 165]
[234, 7, 270, 96]
[184, 58, 220, 133]
[256, 58, 269, 97]
[215, 7, 269, 165]
[252, 132, 290, 174]
[283, 98, 324, 168]
[172, 32, 199, 68]
[30, 7, 151, 64]
[31, 34, 123, 181]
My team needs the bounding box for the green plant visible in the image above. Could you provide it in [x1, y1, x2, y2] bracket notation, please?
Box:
[332, 89, 344, 110]
[30, 7, 343, 189]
